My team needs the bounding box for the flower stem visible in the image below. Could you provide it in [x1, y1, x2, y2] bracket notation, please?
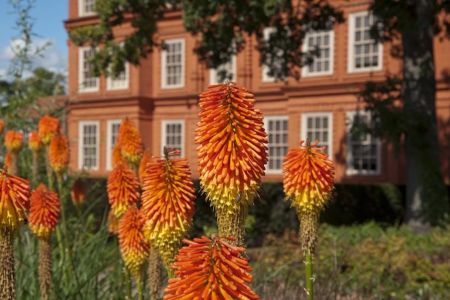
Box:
[147, 246, 161, 300]
[38, 238, 52, 300]
[0, 228, 15, 300]
[31, 150, 39, 187]
[136, 274, 143, 300]
[10, 152, 18, 176]
[305, 250, 314, 300]
[216, 203, 247, 246]
[44, 146, 54, 191]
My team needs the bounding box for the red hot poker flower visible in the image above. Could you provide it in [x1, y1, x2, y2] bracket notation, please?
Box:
[29, 184, 60, 239]
[0, 170, 31, 230]
[107, 162, 140, 217]
[38, 116, 60, 145]
[28, 131, 42, 152]
[49, 134, 70, 174]
[195, 83, 268, 213]
[118, 207, 149, 280]
[141, 150, 196, 268]
[118, 118, 143, 165]
[164, 236, 259, 300]
[4, 130, 23, 153]
[283, 140, 335, 215]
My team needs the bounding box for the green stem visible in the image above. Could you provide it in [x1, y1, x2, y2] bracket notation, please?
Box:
[10, 152, 18, 176]
[304, 250, 314, 300]
[44, 146, 54, 191]
[125, 269, 132, 300]
[31, 150, 39, 188]
[137, 275, 143, 300]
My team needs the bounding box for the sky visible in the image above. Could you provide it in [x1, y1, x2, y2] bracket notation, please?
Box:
[0, 0, 68, 79]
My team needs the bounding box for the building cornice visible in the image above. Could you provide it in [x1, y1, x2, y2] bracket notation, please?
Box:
[64, 9, 182, 30]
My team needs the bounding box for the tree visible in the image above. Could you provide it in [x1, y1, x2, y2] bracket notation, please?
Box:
[1, 0, 66, 129]
[69, 0, 343, 77]
[359, 0, 450, 227]
[69, 0, 449, 226]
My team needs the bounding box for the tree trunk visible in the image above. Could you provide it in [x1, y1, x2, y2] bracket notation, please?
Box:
[402, 0, 449, 228]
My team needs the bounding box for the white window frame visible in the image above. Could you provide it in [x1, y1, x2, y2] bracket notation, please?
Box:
[209, 54, 237, 84]
[78, 47, 99, 93]
[347, 11, 383, 73]
[346, 111, 381, 176]
[301, 112, 333, 158]
[107, 63, 129, 90]
[302, 30, 334, 77]
[161, 38, 185, 89]
[78, 121, 100, 171]
[106, 119, 121, 171]
[161, 120, 185, 157]
[264, 116, 289, 174]
[262, 27, 277, 83]
[79, 0, 96, 17]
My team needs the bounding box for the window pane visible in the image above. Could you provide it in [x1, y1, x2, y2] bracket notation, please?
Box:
[266, 118, 288, 171]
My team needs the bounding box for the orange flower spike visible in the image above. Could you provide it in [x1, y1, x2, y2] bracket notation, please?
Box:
[107, 162, 140, 217]
[0, 119, 4, 135]
[118, 207, 149, 280]
[70, 179, 86, 205]
[112, 143, 124, 168]
[283, 140, 335, 215]
[4, 152, 12, 173]
[28, 131, 42, 152]
[163, 236, 259, 300]
[107, 210, 119, 235]
[141, 149, 196, 268]
[29, 184, 60, 239]
[4, 130, 23, 153]
[0, 170, 31, 230]
[49, 134, 70, 174]
[38, 115, 60, 145]
[195, 83, 268, 213]
[118, 118, 143, 165]
[138, 150, 152, 183]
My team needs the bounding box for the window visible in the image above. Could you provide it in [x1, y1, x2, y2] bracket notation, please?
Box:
[348, 12, 383, 72]
[79, 47, 99, 92]
[262, 27, 277, 82]
[161, 120, 184, 157]
[79, 121, 99, 170]
[161, 39, 185, 88]
[265, 116, 288, 173]
[107, 64, 129, 90]
[302, 30, 334, 76]
[301, 112, 333, 158]
[107, 43, 129, 90]
[209, 55, 237, 84]
[346, 111, 381, 175]
[79, 0, 96, 16]
[106, 120, 121, 170]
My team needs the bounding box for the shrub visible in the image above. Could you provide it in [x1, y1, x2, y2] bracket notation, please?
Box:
[250, 223, 450, 300]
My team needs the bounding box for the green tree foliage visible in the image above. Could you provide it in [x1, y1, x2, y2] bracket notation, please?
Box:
[1, 0, 66, 130]
[0, 68, 65, 120]
[69, 0, 343, 79]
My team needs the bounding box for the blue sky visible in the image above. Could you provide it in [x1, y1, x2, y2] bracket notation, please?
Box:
[0, 0, 68, 79]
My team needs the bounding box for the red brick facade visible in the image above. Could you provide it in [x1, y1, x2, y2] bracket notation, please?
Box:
[64, 0, 450, 183]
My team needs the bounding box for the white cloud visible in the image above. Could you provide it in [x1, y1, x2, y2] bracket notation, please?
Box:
[0, 38, 67, 79]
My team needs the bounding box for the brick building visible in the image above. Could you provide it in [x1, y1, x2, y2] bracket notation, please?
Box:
[64, 0, 450, 183]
